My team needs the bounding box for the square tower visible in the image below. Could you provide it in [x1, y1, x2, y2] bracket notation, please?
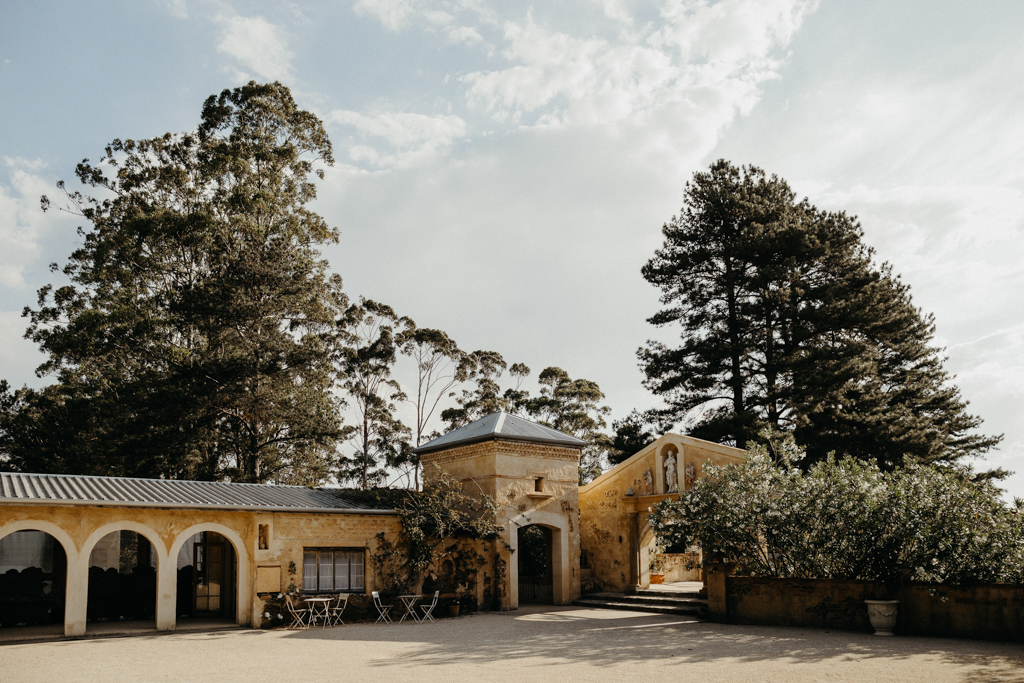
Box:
[414, 411, 584, 608]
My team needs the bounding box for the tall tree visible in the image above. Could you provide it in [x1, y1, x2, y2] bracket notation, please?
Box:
[336, 299, 413, 489]
[0, 82, 347, 484]
[439, 351, 530, 430]
[525, 367, 612, 484]
[608, 410, 656, 465]
[397, 327, 465, 489]
[640, 160, 1001, 469]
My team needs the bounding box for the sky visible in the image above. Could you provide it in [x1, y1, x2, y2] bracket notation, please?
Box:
[1, 0, 1022, 499]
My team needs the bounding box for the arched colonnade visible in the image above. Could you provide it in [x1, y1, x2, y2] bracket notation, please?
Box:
[0, 514, 251, 636]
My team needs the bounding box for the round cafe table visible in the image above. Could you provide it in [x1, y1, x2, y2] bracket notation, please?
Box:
[397, 594, 423, 623]
[304, 596, 333, 628]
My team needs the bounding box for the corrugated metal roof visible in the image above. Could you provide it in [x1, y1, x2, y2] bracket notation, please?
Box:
[414, 411, 588, 455]
[0, 472, 393, 514]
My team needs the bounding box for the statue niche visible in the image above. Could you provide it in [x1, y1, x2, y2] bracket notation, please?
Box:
[664, 453, 678, 493]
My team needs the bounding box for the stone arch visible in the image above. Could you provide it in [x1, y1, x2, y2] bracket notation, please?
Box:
[80, 521, 168, 631]
[0, 519, 79, 562]
[0, 520, 76, 633]
[507, 510, 571, 608]
[639, 521, 655, 588]
[169, 523, 250, 627]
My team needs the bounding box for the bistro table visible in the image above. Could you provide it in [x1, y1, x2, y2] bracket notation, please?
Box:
[397, 594, 423, 623]
[304, 596, 333, 628]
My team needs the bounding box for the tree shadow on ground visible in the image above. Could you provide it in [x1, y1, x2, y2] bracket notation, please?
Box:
[269, 605, 1022, 677]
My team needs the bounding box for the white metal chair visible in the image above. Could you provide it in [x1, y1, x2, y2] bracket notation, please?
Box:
[372, 591, 393, 623]
[328, 594, 349, 626]
[419, 591, 440, 624]
[285, 595, 309, 629]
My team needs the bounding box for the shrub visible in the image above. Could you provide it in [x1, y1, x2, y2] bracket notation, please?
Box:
[649, 433, 1024, 585]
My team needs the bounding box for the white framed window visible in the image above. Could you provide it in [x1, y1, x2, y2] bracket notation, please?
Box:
[302, 549, 364, 593]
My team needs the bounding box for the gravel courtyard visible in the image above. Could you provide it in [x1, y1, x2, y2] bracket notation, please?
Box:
[1, 606, 1020, 683]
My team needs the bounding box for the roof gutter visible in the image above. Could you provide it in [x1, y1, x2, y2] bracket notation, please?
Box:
[0, 498, 398, 515]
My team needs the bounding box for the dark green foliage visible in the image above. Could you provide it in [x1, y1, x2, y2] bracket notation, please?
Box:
[640, 160, 1001, 469]
[608, 410, 656, 465]
[524, 367, 612, 484]
[370, 466, 505, 600]
[1, 82, 347, 484]
[649, 433, 1024, 586]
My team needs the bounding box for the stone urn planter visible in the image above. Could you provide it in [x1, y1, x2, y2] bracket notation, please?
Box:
[864, 600, 899, 636]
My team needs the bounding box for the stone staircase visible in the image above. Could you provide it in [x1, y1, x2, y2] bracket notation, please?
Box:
[575, 585, 708, 619]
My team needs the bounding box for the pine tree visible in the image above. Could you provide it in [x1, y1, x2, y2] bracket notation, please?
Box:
[640, 160, 1001, 469]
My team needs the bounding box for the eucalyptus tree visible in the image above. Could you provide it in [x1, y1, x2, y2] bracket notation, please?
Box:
[525, 367, 613, 484]
[440, 351, 530, 430]
[2, 82, 347, 484]
[397, 327, 465, 488]
[640, 160, 1000, 469]
[336, 299, 413, 489]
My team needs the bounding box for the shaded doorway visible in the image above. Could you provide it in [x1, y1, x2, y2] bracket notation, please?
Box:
[517, 525, 553, 604]
[0, 530, 67, 633]
[86, 530, 157, 630]
[176, 531, 236, 622]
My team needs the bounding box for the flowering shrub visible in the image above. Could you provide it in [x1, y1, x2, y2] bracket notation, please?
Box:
[649, 433, 1024, 585]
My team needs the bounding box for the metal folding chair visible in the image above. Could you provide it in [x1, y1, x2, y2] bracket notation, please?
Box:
[372, 591, 393, 623]
[419, 591, 440, 624]
[328, 594, 349, 626]
[285, 595, 309, 629]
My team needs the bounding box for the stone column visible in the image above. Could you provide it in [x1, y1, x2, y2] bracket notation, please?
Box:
[627, 511, 641, 591]
[64, 551, 89, 636]
[155, 553, 176, 630]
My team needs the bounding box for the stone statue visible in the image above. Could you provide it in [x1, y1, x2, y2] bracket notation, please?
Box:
[625, 486, 635, 497]
[664, 453, 678, 493]
[642, 467, 654, 495]
[684, 462, 696, 490]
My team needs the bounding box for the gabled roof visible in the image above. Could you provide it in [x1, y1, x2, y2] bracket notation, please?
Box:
[414, 411, 587, 455]
[0, 472, 394, 514]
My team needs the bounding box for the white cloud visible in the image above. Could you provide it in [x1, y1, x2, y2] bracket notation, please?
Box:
[0, 158, 61, 288]
[352, 0, 425, 31]
[460, 0, 818, 134]
[164, 0, 188, 19]
[215, 14, 293, 82]
[328, 110, 468, 168]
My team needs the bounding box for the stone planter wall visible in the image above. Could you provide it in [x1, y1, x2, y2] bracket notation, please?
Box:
[658, 553, 701, 582]
[704, 564, 1023, 642]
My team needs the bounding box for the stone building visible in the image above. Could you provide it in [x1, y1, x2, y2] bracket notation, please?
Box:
[0, 412, 744, 637]
[414, 411, 587, 609]
[577, 434, 746, 592]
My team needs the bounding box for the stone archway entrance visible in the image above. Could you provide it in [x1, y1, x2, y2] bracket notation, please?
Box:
[175, 530, 238, 623]
[0, 530, 68, 633]
[517, 525, 553, 604]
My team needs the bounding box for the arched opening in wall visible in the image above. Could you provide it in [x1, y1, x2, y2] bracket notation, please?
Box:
[0, 530, 67, 636]
[87, 531, 157, 631]
[517, 525, 553, 604]
[176, 531, 237, 625]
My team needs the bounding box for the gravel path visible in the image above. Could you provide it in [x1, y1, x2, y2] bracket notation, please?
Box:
[1, 605, 1020, 683]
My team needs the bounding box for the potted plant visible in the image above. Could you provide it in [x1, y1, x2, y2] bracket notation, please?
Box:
[649, 551, 665, 584]
[864, 600, 899, 636]
[447, 598, 461, 618]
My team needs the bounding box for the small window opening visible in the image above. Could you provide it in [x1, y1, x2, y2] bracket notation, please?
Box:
[258, 525, 270, 550]
[534, 477, 544, 493]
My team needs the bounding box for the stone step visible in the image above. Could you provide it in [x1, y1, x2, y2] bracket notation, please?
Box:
[576, 597, 707, 618]
[587, 591, 707, 609]
[634, 587, 707, 600]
